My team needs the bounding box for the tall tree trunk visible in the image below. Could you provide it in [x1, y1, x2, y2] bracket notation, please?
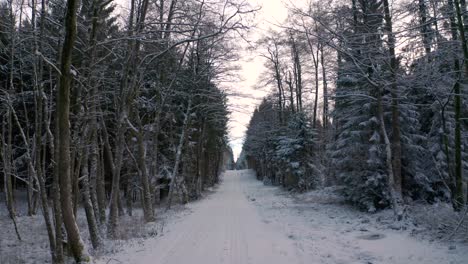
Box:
[86, 0, 104, 226]
[32, 0, 44, 221]
[452, 0, 467, 210]
[383, 0, 404, 209]
[3, 2, 21, 239]
[291, 36, 303, 112]
[10, 99, 57, 260]
[286, 72, 295, 113]
[272, 50, 284, 124]
[135, 113, 155, 222]
[47, 97, 64, 264]
[89, 132, 101, 223]
[377, 92, 405, 219]
[418, 0, 432, 56]
[57, 0, 89, 260]
[1, 113, 21, 241]
[305, 28, 320, 127]
[106, 118, 124, 238]
[80, 145, 101, 249]
[320, 44, 328, 129]
[167, 99, 192, 209]
[447, 0, 462, 208]
[108, 0, 151, 237]
[312, 57, 319, 128]
[96, 135, 107, 224]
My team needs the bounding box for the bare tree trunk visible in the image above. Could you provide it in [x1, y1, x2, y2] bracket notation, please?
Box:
[57, 0, 89, 259]
[320, 44, 328, 129]
[167, 99, 192, 209]
[86, 0, 104, 226]
[17, 21, 37, 216]
[96, 134, 107, 224]
[108, 0, 151, 237]
[377, 92, 404, 219]
[89, 133, 101, 223]
[269, 42, 284, 124]
[9, 98, 57, 260]
[305, 28, 320, 127]
[107, 120, 124, 238]
[3, 2, 20, 236]
[31, 0, 44, 220]
[383, 0, 404, 206]
[286, 72, 295, 113]
[134, 113, 155, 222]
[163, 0, 179, 40]
[47, 95, 64, 263]
[80, 145, 102, 249]
[125, 172, 133, 216]
[452, 0, 467, 210]
[418, 0, 432, 56]
[290, 35, 303, 112]
[72, 139, 82, 217]
[312, 56, 319, 128]
[1, 113, 21, 241]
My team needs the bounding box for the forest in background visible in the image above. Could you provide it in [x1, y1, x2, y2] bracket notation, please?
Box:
[239, 0, 468, 217]
[0, 0, 245, 262]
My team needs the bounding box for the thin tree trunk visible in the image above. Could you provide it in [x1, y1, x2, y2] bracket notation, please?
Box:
[377, 92, 405, 219]
[134, 113, 155, 222]
[96, 134, 107, 224]
[418, 0, 432, 56]
[286, 72, 295, 113]
[125, 172, 133, 216]
[80, 145, 101, 249]
[107, 120, 124, 238]
[452, 0, 467, 210]
[86, 0, 103, 226]
[290, 35, 303, 112]
[108, 0, 151, 237]
[312, 57, 319, 128]
[1, 113, 21, 241]
[89, 132, 101, 223]
[4, 2, 20, 236]
[383, 0, 404, 205]
[305, 28, 320, 127]
[320, 44, 328, 129]
[57, 0, 89, 259]
[167, 99, 192, 209]
[47, 94, 64, 264]
[9, 99, 57, 259]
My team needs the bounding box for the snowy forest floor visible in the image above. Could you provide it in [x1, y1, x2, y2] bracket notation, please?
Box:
[2, 170, 468, 263]
[0, 190, 193, 263]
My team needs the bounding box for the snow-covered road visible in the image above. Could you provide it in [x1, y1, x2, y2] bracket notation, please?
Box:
[99, 170, 468, 264]
[100, 170, 301, 264]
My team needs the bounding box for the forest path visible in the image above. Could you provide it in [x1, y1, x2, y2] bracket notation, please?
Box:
[99, 170, 468, 264]
[100, 170, 302, 264]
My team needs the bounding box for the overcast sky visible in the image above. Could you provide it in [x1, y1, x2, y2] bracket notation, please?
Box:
[226, 0, 290, 160]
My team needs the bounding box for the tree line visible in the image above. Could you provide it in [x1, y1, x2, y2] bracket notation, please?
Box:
[239, 0, 467, 217]
[0, 0, 246, 262]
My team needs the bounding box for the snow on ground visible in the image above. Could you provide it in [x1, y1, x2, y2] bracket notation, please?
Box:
[0, 192, 189, 264]
[2, 170, 467, 263]
[97, 170, 302, 264]
[97, 169, 468, 264]
[243, 170, 468, 264]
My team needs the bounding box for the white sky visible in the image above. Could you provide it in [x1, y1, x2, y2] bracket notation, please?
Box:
[227, 0, 290, 160]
